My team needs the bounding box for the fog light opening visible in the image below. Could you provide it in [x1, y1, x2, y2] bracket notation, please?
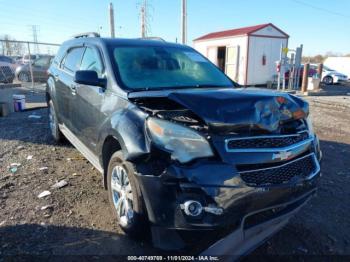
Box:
[181, 200, 203, 217]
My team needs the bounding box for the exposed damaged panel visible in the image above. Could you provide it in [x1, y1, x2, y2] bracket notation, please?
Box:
[129, 88, 309, 135]
[167, 88, 309, 133]
[131, 96, 209, 132]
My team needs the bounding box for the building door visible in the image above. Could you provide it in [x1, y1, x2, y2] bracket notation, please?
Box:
[207, 47, 218, 66]
[225, 46, 240, 82]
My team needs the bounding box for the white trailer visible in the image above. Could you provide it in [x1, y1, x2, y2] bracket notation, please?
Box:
[193, 23, 289, 86]
[324, 57, 350, 79]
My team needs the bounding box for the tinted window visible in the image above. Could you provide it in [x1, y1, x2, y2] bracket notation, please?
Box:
[63, 47, 85, 73]
[80, 47, 103, 77]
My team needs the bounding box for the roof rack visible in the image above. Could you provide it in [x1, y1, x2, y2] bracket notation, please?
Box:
[72, 32, 100, 39]
[138, 37, 166, 42]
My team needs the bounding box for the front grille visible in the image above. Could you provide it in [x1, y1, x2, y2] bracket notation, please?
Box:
[239, 153, 318, 187]
[226, 131, 309, 150]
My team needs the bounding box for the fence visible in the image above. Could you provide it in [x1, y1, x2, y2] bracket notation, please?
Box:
[0, 39, 60, 92]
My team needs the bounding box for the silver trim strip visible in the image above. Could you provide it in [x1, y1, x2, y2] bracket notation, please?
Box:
[225, 132, 313, 153]
[59, 124, 103, 173]
[239, 153, 320, 181]
[226, 130, 309, 141]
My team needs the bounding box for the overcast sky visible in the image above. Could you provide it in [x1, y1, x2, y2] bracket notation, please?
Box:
[0, 0, 349, 56]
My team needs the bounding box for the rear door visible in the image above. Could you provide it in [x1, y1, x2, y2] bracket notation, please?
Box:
[55, 47, 85, 131]
[72, 45, 106, 151]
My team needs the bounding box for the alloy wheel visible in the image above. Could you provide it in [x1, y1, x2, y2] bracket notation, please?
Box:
[111, 165, 134, 227]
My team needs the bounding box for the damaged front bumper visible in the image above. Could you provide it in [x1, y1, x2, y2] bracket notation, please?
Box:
[135, 153, 320, 250]
[201, 188, 317, 257]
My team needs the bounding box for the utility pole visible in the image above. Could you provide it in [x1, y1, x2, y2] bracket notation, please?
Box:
[141, 3, 146, 38]
[138, 0, 151, 38]
[109, 2, 115, 38]
[181, 0, 187, 44]
[29, 25, 39, 54]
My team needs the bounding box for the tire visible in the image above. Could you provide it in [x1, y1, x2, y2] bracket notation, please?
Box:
[18, 72, 30, 82]
[48, 100, 64, 143]
[107, 151, 147, 235]
[323, 76, 333, 85]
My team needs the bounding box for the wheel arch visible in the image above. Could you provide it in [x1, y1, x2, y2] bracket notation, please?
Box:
[101, 135, 123, 189]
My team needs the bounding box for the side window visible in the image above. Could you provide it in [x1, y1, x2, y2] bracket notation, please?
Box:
[80, 47, 103, 78]
[62, 47, 85, 74]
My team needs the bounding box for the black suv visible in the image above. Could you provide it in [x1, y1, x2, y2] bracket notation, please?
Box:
[46, 33, 321, 254]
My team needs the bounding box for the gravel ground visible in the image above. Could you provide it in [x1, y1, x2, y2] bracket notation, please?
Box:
[0, 86, 349, 259]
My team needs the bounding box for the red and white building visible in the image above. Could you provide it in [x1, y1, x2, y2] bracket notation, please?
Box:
[193, 23, 289, 86]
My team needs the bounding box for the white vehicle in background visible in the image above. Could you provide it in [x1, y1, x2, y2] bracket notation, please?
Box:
[322, 66, 348, 84]
[324, 57, 350, 81]
[21, 54, 39, 64]
[310, 64, 348, 84]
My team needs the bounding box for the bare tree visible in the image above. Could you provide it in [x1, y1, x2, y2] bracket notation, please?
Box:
[0, 35, 24, 56]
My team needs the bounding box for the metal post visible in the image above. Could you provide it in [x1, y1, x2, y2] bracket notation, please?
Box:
[27, 42, 35, 92]
[317, 63, 323, 80]
[109, 3, 115, 38]
[289, 53, 295, 90]
[295, 44, 303, 90]
[301, 63, 309, 93]
[181, 0, 187, 44]
[277, 43, 283, 90]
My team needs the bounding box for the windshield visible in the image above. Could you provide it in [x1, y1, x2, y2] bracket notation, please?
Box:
[111, 46, 234, 90]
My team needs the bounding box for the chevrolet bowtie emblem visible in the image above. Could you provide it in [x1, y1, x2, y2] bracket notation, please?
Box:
[272, 151, 292, 161]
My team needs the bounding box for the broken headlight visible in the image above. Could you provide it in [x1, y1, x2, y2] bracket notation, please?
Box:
[147, 117, 214, 163]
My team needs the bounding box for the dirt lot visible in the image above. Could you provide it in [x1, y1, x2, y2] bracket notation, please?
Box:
[0, 85, 349, 259]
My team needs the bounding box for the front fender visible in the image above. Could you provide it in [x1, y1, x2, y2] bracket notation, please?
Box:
[97, 102, 151, 163]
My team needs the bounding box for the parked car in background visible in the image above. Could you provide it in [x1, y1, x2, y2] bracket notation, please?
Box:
[14, 56, 24, 64]
[0, 55, 19, 72]
[46, 33, 322, 254]
[0, 65, 15, 83]
[21, 54, 39, 64]
[313, 65, 348, 84]
[16, 55, 53, 82]
[284, 64, 317, 84]
[324, 57, 350, 80]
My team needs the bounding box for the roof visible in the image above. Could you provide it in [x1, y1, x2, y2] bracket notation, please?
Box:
[63, 37, 187, 49]
[194, 23, 289, 41]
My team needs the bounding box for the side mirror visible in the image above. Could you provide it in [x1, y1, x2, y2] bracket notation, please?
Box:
[74, 70, 105, 87]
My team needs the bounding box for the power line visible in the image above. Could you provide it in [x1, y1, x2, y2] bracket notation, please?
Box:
[291, 0, 350, 19]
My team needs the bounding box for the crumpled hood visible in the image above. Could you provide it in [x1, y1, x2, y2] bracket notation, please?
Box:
[167, 88, 309, 132]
